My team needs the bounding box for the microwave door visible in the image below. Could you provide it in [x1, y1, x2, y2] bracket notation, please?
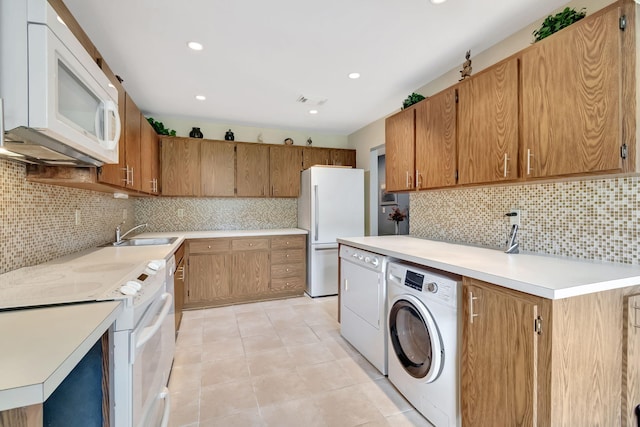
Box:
[27, 24, 120, 164]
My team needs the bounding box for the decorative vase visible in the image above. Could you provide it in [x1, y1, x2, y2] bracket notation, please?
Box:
[394, 222, 399, 235]
[225, 129, 235, 141]
[189, 127, 203, 138]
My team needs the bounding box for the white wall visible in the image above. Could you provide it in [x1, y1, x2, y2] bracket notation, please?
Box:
[146, 115, 349, 149]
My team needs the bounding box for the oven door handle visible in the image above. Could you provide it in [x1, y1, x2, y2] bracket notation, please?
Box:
[136, 292, 173, 350]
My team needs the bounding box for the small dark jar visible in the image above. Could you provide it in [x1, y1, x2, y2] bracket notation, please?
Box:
[189, 127, 203, 138]
[225, 129, 235, 141]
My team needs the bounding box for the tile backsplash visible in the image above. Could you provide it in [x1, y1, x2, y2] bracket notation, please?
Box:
[135, 197, 297, 232]
[410, 176, 640, 265]
[1, 159, 135, 274]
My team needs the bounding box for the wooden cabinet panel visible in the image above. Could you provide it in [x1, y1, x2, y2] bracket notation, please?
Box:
[174, 245, 185, 331]
[187, 253, 230, 303]
[189, 239, 230, 254]
[231, 251, 270, 296]
[139, 118, 159, 194]
[271, 235, 306, 249]
[415, 88, 457, 189]
[462, 277, 549, 426]
[270, 146, 302, 197]
[303, 147, 331, 169]
[231, 238, 269, 251]
[521, 6, 623, 178]
[201, 140, 235, 197]
[271, 248, 305, 264]
[385, 106, 416, 191]
[124, 93, 142, 191]
[271, 276, 305, 291]
[458, 58, 519, 185]
[271, 263, 305, 278]
[236, 143, 269, 197]
[624, 294, 640, 427]
[330, 149, 356, 168]
[161, 138, 201, 196]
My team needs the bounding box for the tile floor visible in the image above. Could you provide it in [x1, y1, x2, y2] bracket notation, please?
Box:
[168, 295, 433, 427]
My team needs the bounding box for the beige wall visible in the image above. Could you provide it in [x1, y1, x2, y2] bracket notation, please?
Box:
[148, 115, 349, 149]
[0, 159, 135, 274]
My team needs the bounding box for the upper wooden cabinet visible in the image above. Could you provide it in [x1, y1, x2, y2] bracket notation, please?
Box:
[97, 92, 159, 194]
[521, 5, 625, 178]
[139, 117, 160, 194]
[303, 147, 356, 169]
[458, 57, 519, 185]
[161, 137, 201, 196]
[415, 88, 457, 189]
[236, 143, 270, 197]
[270, 146, 302, 197]
[201, 140, 235, 197]
[385, 106, 416, 191]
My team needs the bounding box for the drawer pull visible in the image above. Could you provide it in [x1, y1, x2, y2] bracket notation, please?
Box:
[249, 243, 253, 246]
[208, 245, 212, 249]
[286, 254, 289, 258]
[286, 268, 290, 272]
[469, 291, 479, 324]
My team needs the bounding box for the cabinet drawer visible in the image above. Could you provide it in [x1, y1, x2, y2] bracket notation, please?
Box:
[271, 235, 306, 250]
[232, 238, 269, 251]
[271, 263, 305, 278]
[271, 276, 305, 291]
[189, 239, 230, 254]
[271, 249, 305, 265]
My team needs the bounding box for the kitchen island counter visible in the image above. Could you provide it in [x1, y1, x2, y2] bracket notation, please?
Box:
[337, 235, 640, 299]
[0, 301, 122, 411]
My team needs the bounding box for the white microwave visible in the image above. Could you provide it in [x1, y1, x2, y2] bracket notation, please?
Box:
[0, 0, 121, 166]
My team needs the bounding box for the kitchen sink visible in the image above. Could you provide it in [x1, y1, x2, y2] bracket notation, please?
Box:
[102, 237, 178, 247]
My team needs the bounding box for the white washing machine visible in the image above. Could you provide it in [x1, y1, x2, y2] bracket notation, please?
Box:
[387, 261, 461, 427]
[339, 245, 392, 375]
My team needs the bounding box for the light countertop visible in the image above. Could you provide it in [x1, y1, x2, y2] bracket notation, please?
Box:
[0, 301, 122, 411]
[337, 235, 640, 299]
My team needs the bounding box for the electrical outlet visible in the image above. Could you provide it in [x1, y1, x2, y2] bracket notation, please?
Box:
[381, 207, 386, 214]
[509, 209, 521, 226]
[75, 209, 81, 225]
[177, 208, 185, 218]
[122, 209, 127, 220]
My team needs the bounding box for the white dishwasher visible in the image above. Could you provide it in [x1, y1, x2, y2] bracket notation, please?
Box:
[339, 245, 393, 375]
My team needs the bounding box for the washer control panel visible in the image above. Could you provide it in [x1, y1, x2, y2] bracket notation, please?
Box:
[387, 261, 461, 308]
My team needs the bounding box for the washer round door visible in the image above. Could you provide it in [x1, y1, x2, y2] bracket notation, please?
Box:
[388, 294, 444, 382]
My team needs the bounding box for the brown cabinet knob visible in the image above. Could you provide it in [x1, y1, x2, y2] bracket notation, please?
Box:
[207, 245, 211, 249]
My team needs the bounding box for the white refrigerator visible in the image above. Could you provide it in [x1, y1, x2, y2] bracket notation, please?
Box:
[298, 166, 365, 297]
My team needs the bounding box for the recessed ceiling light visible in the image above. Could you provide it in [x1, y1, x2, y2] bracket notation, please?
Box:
[430, 0, 447, 4]
[309, 110, 319, 115]
[348, 72, 360, 79]
[188, 41, 204, 51]
[195, 95, 206, 101]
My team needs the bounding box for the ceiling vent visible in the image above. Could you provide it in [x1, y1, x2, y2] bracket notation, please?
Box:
[296, 95, 328, 106]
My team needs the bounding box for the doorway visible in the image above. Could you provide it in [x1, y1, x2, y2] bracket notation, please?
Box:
[369, 145, 409, 236]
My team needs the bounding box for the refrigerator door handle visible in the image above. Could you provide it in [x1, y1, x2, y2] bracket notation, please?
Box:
[314, 184, 319, 241]
[314, 246, 338, 251]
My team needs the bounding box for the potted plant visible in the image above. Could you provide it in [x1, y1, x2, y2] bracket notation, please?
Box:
[532, 7, 586, 42]
[146, 117, 177, 136]
[402, 93, 425, 110]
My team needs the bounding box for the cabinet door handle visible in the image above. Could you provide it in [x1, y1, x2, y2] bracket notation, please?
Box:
[503, 153, 509, 178]
[469, 291, 479, 323]
[130, 167, 134, 186]
[121, 166, 129, 183]
[527, 149, 533, 175]
[416, 169, 422, 188]
[345, 279, 348, 292]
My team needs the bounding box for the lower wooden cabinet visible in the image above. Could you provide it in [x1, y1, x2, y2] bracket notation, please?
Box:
[462, 277, 640, 426]
[184, 234, 306, 308]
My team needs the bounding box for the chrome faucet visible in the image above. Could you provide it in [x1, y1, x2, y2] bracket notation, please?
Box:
[115, 222, 148, 244]
[505, 224, 519, 254]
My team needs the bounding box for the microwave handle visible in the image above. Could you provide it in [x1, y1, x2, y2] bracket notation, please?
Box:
[103, 100, 121, 150]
